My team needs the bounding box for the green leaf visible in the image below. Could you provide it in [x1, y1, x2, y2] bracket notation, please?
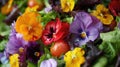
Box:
[1, 63, 10, 67]
[39, 11, 57, 26]
[99, 30, 120, 62]
[93, 56, 107, 67]
[27, 61, 37, 67]
[116, 16, 120, 23]
[0, 21, 10, 36]
[37, 55, 46, 67]
[0, 40, 8, 51]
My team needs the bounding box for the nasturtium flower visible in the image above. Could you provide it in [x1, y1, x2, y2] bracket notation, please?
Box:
[41, 18, 69, 45]
[40, 58, 57, 67]
[109, 0, 120, 16]
[60, 0, 75, 12]
[9, 54, 19, 67]
[91, 4, 114, 25]
[1, 0, 13, 15]
[15, 12, 43, 41]
[69, 12, 102, 46]
[64, 47, 85, 67]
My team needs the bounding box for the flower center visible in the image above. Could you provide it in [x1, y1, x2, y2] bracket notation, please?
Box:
[80, 32, 87, 38]
[28, 26, 32, 31]
[72, 54, 76, 59]
[34, 52, 40, 57]
[19, 47, 24, 53]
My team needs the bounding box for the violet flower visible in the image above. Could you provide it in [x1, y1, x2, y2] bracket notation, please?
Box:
[26, 42, 43, 63]
[69, 12, 103, 46]
[5, 23, 29, 56]
[40, 58, 57, 67]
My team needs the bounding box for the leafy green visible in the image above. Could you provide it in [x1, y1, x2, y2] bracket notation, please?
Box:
[39, 11, 57, 26]
[27, 60, 37, 67]
[99, 30, 120, 61]
[0, 63, 10, 67]
[93, 56, 107, 67]
[116, 16, 120, 23]
[37, 47, 51, 67]
[0, 40, 8, 51]
[0, 14, 10, 36]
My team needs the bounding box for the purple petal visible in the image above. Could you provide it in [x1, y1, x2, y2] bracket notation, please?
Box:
[40, 58, 57, 67]
[48, 59, 57, 67]
[87, 28, 99, 41]
[70, 12, 92, 34]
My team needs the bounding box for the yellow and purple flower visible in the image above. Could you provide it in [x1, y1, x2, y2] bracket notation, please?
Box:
[69, 12, 103, 46]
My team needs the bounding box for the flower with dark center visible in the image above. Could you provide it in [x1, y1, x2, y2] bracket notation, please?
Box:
[26, 42, 42, 63]
[41, 18, 69, 45]
[69, 12, 103, 46]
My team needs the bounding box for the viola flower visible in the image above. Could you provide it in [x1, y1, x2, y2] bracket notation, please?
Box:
[64, 47, 85, 67]
[15, 12, 43, 41]
[60, 0, 75, 12]
[109, 0, 120, 16]
[91, 4, 114, 25]
[5, 23, 29, 56]
[41, 18, 69, 45]
[9, 54, 19, 67]
[40, 58, 57, 67]
[1, 0, 13, 15]
[69, 12, 102, 46]
[26, 42, 42, 63]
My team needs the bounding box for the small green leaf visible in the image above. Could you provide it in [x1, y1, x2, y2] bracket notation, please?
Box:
[37, 55, 46, 67]
[27, 61, 37, 67]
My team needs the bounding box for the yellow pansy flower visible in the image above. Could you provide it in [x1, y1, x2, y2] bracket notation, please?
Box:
[64, 47, 85, 67]
[9, 54, 19, 67]
[60, 0, 75, 12]
[91, 4, 113, 25]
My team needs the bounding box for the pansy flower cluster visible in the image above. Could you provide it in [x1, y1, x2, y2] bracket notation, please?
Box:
[0, 0, 120, 67]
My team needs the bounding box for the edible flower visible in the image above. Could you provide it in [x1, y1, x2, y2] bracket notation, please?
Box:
[60, 0, 75, 12]
[64, 47, 85, 67]
[41, 18, 69, 45]
[9, 54, 19, 67]
[69, 12, 102, 46]
[15, 12, 43, 41]
[40, 58, 57, 67]
[91, 4, 113, 25]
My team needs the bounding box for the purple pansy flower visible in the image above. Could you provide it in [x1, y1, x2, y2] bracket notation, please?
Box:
[69, 12, 103, 46]
[26, 42, 43, 63]
[5, 23, 29, 56]
[40, 58, 57, 67]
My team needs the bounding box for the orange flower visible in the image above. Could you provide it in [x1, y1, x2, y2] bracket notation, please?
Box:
[1, 0, 13, 15]
[15, 12, 42, 41]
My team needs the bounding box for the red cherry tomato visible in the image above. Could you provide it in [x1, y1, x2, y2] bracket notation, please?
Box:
[50, 40, 70, 57]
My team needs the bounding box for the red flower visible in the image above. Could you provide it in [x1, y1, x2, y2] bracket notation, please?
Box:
[41, 18, 69, 45]
[109, 0, 120, 16]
